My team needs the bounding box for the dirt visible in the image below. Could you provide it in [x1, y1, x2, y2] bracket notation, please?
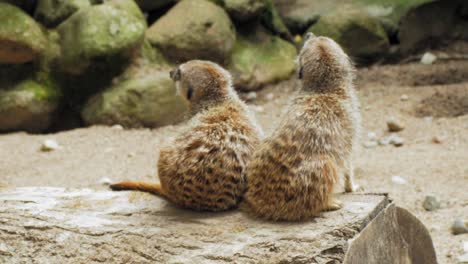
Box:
[1, 58, 468, 263]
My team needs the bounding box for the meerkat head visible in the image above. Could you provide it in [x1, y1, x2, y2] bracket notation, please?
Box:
[170, 60, 236, 113]
[297, 33, 355, 92]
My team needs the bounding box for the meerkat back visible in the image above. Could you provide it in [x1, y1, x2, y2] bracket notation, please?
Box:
[111, 60, 263, 211]
[245, 34, 361, 221]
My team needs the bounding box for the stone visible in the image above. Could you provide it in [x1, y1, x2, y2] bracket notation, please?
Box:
[34, 0, 93, 27]
[57, 1, 146, 74]
[40, 139, 62, 151]
[459, 253, 468, 264]
[422, 195, 440, 211]
[391, 175, 407, 185]
[228, 24, 296, 91]
[99, 177, 113, 186]
[0, 3, 48, 64]
[398, 0, 468, 54]
[421, 52, 437, 65]
[367, 132, 377, 141]
[387, 118, 405, 132]
[306, 6, 390, 63]
[81, 65, 189, 128]
[274, 0, 324, 34]
[0, 72, 61, 133]
[147, 0, 235, 64]
[432, 136, 443, 144]
[363, 141, 378, 149]
[452, 219, 468, 235]
[245, 91, 257, 101]
[223, 0, 265, 22]
[0, 188, 437, 263]
[261, 0, 292, 41]
[389, 135, 405, 147]
[400, 94, 409, 101]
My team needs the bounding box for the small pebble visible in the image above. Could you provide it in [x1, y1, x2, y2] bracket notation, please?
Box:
[128, 152, 135, 158]
[254, 105, 265, 113]
[452, 219, 468, 235]
[111, 124, 123, 130]
[387, 118, 405, 132]
[464, 241, 468, 253]
[391, 175, 407, 185]
[266, 93, 274, 100]
[367, 132, 377, 141]
[245, 91, 257, 101]
[432, 136, 443, 144]
[423, 195, 441, 211]
[40, 139, 62, 152]
[424, 116, 433, 122]
[400, 94, 409, 101]
[421, 52, 437, 65]
[363, 141, 378, 149]
[378, 137, 391, 146]
[389, 135, 405, 147]
[99, 177, 113, 186]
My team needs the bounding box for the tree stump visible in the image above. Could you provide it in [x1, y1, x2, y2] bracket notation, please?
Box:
[0, 188, 437, 263]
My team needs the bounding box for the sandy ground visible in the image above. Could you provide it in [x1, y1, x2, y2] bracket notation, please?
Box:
[1, 59, 468, 263]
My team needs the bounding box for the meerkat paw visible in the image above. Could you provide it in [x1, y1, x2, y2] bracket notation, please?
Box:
[345, 183, 363, 193]
[323, 199, 343, 212]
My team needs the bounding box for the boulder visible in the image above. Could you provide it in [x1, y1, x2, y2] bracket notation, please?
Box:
[307, 7, 390, 63]
[274, 0, 324, 34]
[34, 0, 93, 27]
[261, 0, 292, 41]
[0, 71, 61, 133]
[398, 0, 468, 53]
[81, 64, 188, 128]
[0, 3, 48, 64]
[228, 24, 296, 91]
[0, 188, 437, 263]
[147, 0, 236, 63]
[56, 1, 146, 74]
[223, 0, 266, 22]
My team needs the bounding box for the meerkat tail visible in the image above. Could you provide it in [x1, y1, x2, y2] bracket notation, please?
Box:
[110, 181, 166, 197]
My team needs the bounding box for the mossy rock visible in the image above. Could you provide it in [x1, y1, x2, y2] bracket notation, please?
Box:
[0, 3, 48, 64]
[223, 0, 266, 22]
[82, 65, 189, 128]
[57, 1, 146, 74]
[228, 24, 296, 91]
[34, 0, 93, 27]
[261, 0, 292, 41]
[0, 71, 61, 133]
[147, 0, 236, 63]
[307, 7, 390, 62]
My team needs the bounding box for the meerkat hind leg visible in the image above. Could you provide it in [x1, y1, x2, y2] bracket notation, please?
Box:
[344, 159, 361, 193]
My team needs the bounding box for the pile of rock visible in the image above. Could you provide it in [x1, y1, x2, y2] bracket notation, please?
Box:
[0, 0, 467, 132]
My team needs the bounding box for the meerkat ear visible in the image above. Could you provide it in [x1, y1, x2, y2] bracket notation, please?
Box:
[186, 84, 194, 100]
[305, 32, 316, 41]
[169, 68, 181, 81]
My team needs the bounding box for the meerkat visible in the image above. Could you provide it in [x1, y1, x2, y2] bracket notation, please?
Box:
[110, 60, 263, 211]
[244, 33, 361, 221]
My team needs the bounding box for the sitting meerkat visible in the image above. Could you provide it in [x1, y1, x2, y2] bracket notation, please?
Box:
[111, 60, 263, 211]
[244, 33, 361, 221]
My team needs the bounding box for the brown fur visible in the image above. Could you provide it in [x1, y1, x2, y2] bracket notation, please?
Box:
[111, 60, 263, 211]
[244, 35, 361, 221]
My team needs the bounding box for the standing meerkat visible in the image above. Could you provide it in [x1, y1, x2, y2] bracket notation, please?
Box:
[244, 33, 361, 221]
[111, 60, 263, 211]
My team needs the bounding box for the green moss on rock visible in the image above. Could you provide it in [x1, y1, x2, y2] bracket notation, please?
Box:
[57, 3, 146, 74]
[228, 24, 296, 91]
[82, 66, 188, 128]
[0, 3, 48, 64]
[147, 0, 236, 63]
[0, 71, 61, 132]
[34, 0, 93, 27]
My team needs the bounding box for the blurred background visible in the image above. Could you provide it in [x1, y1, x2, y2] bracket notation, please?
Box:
[0, 1, 467, 263]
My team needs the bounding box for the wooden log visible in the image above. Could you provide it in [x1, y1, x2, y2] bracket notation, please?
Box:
[0, 188, 437, 263]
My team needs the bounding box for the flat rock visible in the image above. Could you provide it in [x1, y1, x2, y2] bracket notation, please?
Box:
[0, 188, 437, 263]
